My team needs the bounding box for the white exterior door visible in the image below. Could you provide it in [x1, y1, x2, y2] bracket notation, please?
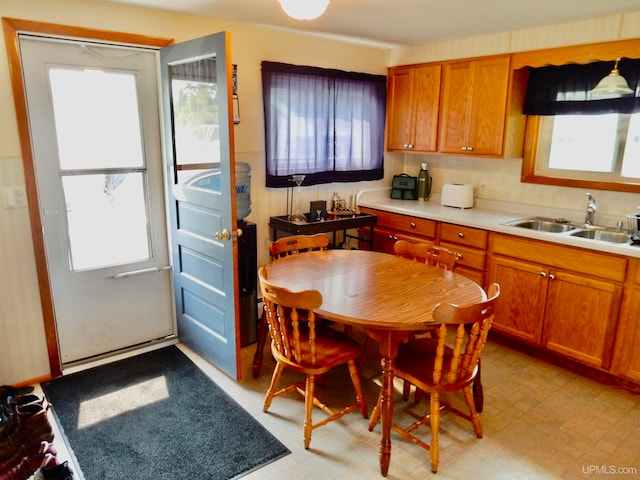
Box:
[20, 36, 175, 364]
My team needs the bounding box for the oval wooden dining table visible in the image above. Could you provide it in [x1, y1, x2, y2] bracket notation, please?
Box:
[263, 248, 485, 477]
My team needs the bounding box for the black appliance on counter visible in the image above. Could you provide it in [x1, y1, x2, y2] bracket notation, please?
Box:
[237, 220, 257, 346]
[391, 174, 418, 200]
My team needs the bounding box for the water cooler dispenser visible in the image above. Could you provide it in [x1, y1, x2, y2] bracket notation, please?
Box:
[237, 220, 257, 346]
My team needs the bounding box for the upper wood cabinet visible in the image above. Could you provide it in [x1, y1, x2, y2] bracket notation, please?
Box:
[386, 55, 526, 158]
[439, 55, 514, 157]
[385, 64, 441, 153]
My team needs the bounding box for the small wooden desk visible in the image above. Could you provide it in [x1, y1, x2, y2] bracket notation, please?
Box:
[264, 249, 484, 477]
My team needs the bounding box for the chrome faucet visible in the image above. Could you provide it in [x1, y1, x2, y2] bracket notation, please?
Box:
[585, 193, 597, 225]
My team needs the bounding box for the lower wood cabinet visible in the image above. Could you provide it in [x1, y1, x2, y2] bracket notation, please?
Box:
[359, 207, 640, 384]
[488, 233, 625, 370]
[439, 222, 487, 286]
[360, 207, 437, 255]
[360, 207, 485, 285]
[611, 259, 640, 383]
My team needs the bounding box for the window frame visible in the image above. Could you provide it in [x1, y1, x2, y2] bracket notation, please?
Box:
[515, 39, 640, 194]
[522, 115, 640, 193]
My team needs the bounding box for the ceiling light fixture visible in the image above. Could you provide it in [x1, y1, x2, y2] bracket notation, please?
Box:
[590, 58, 634, 98]
[278, 0, 330, 20]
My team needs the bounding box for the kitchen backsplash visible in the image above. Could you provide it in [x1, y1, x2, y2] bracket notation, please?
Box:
[397, 153, 640, 228]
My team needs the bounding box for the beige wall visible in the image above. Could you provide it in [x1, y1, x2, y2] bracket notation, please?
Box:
[0, 0, 390, 385]
[1, 0, 640, 385]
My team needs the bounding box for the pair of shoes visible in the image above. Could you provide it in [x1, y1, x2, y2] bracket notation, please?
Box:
[0, 452, 55, 480]
[1, 394, 47, 444]
[0, 442, 57, 474]
[0, 404, 54, 462]
[0, 387, 34, 405]
[0, 405, 13, 441]
[29, 460, 74, 480]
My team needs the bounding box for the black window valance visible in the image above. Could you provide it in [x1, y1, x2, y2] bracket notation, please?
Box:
[523, 58, 640, 115]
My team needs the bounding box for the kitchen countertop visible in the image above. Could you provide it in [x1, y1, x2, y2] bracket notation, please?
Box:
[357, 188, 640, 259]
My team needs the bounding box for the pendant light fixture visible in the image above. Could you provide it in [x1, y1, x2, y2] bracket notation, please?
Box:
[278, 0, 330, 20]
[590, 58, 634, 97]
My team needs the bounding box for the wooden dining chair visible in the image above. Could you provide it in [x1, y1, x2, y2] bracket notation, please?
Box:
[258, 267, 368, 449]
[358, 241, 460, 373]
[368, 283, 500, 474]
[394, 240, 459, 270]
[252, 233, 330, 377]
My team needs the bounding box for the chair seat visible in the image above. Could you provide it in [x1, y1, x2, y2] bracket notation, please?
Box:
[396, 337, 476, 390]
[273, 326, 363, 373]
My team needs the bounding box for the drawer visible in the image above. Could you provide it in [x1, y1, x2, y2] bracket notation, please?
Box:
[635, 259, 640, 285]
[440, 241, 486, 271]
[440, 223, 487, 249]
[374, 210, 437, 238]
[491, 233, 627, 282]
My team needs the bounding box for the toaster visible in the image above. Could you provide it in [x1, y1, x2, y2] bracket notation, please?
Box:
[441, 184, 474, 209]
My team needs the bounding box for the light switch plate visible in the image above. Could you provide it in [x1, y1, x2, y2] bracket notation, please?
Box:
[3, 186, 28, 208]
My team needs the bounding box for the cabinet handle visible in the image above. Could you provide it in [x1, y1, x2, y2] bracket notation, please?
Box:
[549, 273, 556, 280]
[467, 146, 473, 151]
[410, 222, 416, 228]
[540, 272, 547, 277]
[458, 232, 464, 238]
[461, 146, 467, 151]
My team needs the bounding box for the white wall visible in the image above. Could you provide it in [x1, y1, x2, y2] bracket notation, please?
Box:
[1, 0, 639, 384]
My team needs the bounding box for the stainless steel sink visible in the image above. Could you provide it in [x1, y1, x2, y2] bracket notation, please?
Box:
[569, 229, 631, 244]
[503, 216, 633, 245]
[503, 217, 575, 233]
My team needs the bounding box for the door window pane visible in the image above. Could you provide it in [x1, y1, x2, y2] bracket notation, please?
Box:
[63, 173, 151, 270]
[170, 59, 220, 166]
[49, 67, 144, 170]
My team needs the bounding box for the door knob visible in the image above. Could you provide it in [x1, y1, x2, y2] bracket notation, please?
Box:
[215, 228, 231, 240]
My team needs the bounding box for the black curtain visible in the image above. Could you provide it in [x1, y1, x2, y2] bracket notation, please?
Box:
[523, 58, 640, 115]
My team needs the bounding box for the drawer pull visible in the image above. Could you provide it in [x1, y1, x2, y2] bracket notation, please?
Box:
[549, 273, 556, 280]
[540, 272, 547, 278]
[410, 222, 416, 228]
[458, 232, 464, 238]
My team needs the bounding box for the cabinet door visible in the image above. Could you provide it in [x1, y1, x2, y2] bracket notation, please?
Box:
[371, 226, 397, 255]
[614, 286, 640, 382]
[386, 64, 440, 152]
[410, 64, 441, 152]
[467, 56, 511, 156]
[386, 66, 414, 150]
[439, 60, 473, 154]
[439, 56, 511, 156]
[543, 270, 621, 369]
[488, 255, 548, 344]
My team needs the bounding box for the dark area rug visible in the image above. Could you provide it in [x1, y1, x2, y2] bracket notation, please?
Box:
[42, 346, 289, 479]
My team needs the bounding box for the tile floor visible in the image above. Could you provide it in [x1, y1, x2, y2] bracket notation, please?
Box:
[44, 334, 640, 480]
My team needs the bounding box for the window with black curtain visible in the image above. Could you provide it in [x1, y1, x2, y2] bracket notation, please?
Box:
[262, 61, 386, 188]
[523, 58, 640, 115]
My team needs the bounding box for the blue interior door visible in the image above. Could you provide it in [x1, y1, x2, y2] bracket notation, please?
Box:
[160, 32, 241, 379]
